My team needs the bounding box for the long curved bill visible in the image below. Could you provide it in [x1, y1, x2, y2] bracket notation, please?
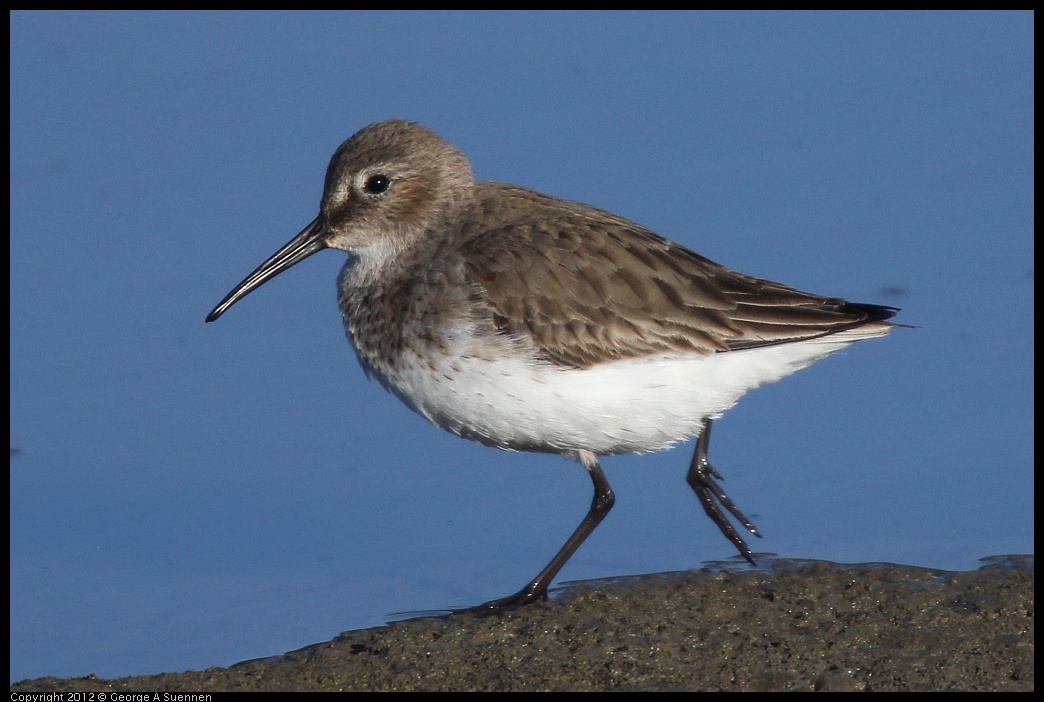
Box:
[206, 216, 329, 323]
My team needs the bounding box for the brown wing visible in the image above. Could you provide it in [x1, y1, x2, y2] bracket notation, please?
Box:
[458, 183, 897, 369]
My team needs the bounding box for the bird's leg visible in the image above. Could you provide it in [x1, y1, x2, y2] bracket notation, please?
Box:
[686, 418, 761, 565]
[461, 450, 614, 615]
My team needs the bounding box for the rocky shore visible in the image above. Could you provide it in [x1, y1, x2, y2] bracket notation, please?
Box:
[11, 556, 1033, 692]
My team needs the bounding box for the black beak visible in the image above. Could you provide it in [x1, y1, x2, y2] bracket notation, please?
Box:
[206, 216, 328, 323]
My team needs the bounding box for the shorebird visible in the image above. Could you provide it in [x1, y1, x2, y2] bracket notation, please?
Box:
[207, 120, 899, 612]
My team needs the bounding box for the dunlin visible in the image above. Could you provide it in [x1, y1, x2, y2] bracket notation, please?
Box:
[207, 120, 899, 612]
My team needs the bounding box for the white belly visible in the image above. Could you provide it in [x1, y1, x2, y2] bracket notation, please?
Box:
[364, 325, 865, 456]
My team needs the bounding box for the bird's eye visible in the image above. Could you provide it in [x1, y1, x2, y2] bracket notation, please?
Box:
[363, 174, 390, 195]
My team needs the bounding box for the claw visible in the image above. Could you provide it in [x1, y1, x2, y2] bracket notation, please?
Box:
[686, 419, 761, 565]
